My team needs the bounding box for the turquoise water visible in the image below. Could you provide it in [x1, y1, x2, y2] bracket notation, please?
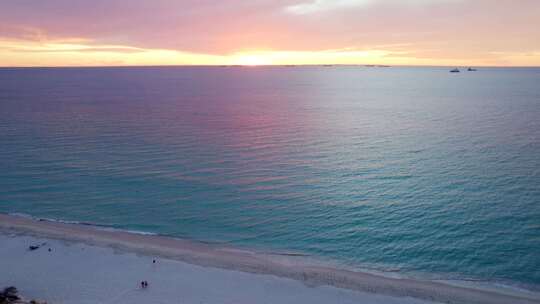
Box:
[1, 66, 539, 289]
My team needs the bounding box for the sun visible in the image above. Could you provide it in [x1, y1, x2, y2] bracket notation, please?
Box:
[232, 54, 272, 66]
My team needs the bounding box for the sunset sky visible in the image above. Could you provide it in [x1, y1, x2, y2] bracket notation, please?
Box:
[1, 0, 539, 67]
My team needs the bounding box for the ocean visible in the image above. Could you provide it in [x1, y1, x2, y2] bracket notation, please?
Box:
[1, 66, 539, 290]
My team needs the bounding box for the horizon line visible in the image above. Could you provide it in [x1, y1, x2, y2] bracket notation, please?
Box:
[1, 63, 539, 69]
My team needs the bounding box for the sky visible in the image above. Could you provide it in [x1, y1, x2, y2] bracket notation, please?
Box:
[0, 0, 539, 67]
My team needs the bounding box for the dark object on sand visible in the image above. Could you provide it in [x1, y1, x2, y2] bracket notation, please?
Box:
[0, 286, 20, 303]
[48, 248, 52, 252]
[153, 259, 156, 264]
[141, 281, 149, 289]
[28, 242, 47, 251]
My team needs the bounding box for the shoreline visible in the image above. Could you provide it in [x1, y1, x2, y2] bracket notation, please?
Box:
[1, 213, 538, 304]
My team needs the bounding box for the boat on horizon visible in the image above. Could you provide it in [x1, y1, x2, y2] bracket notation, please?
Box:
[450, 68, 460, 73]
[467, 67, 477, 71]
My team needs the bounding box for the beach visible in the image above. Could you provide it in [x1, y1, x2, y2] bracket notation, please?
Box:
[1, 214, 538, 304]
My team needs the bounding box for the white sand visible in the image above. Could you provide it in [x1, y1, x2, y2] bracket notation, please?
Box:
[0, 234, 433, 304]
[1, 214, 539, 304]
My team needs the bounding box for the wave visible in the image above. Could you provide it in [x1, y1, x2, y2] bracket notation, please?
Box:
[7, 212, 157, 236]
